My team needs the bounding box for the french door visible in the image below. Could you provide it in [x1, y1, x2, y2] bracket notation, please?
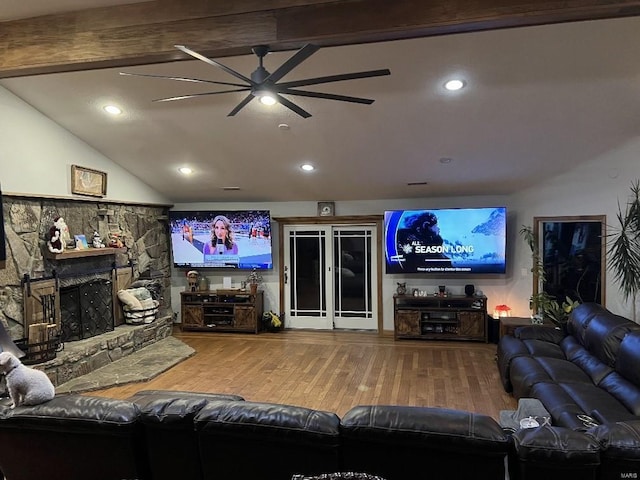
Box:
[283, 224, 377, 330]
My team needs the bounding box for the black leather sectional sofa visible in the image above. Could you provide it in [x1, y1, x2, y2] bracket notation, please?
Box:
[498, 302, 640, 479]
[0, 389, 510, 480]
[2, 302, 640, 480]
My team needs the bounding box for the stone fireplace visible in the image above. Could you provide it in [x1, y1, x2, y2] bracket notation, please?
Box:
[0, 196, 174, 387]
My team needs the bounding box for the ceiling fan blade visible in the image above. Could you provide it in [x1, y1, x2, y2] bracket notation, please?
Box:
[278, 69, 391, 89]
[265, 44, 320, 84]
[228, 94, 255, 116]
[279, 89, 375, 105]
[119, 71, 247, 88]
[153, 88, 251, 103]
[275, 94, 312, 118]
[175, 45, 254, 85]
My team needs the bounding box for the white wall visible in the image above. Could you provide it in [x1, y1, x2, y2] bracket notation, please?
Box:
[0, 87, 170, 205]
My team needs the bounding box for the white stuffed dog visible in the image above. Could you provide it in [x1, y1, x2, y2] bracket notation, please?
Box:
[0, 351, 55, 408]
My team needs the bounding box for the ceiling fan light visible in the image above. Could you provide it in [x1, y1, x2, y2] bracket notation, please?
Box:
[444, 79, 465, 91]
[259, 94, 276, 106]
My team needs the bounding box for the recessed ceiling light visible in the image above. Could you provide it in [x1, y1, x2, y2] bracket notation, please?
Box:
[439, 157, 453, 164]
[278, 123, 290, 130]
[444, 79, 465, 91]
[103, 105, 122, 115]
[178, 167, 193, 175]
[301, 164, 315, 172]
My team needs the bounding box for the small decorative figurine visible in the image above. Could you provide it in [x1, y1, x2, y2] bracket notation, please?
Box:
[92, 231, 105, 248]
[186, 270, 199, 292]
[47, 216, 71, 253]
[396, 282, 407, 295]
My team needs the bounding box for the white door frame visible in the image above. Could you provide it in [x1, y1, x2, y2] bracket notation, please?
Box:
[276, 215, 383, 333]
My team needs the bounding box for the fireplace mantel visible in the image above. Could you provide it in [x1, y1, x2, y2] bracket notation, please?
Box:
[44, 247, 125, 260]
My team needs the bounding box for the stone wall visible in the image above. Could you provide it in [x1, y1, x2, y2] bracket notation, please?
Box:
[0, 195, 173, 341]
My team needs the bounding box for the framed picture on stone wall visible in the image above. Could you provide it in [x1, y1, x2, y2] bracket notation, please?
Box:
[71, 165, 107, 197]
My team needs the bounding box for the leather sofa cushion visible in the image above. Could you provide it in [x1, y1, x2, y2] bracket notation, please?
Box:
[531, 382, 605, 430]
[195, 400, 341, 443]
[531, 381, 635, 428]
[0, 394, 139, 431]
[510, 425, 600, 480]
[599, 372, 640, 416]
[195, 400, 341, 479]
[512, 424, 600, 464]
[560, 383, 634, 423]
[584, 313, 640, 367]
[340, 405, 509, 480]
[0, 395, 147, 480]
[515, 326, 566, 344]
[590, 420, 640, 461]
[128, 389, 245, 428]
[519, 338, 566, 359]
[497, 335, 532, 392]
[567, 302, 605, 346]
[589, 420, 640, 480]
[509, 356, 592, 399]
[616, 332, 640, 386]
[340, 405, 509, 452]
[127, 390, 245, 480]
[563, 341, 614, 385]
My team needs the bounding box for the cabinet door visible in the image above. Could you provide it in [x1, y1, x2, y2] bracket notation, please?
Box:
[458, 311, 485, 338]
[234, 306, 255, 331]
[183, 305, 203, 328]
[395, 310, 420, 336]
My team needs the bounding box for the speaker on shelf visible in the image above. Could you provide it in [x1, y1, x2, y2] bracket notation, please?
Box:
[464, 284, 475, 297]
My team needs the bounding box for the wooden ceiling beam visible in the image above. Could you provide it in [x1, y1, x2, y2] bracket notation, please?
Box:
[1, 0, 639, 78]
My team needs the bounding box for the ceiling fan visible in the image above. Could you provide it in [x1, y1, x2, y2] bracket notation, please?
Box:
[120, 44, 390, 118]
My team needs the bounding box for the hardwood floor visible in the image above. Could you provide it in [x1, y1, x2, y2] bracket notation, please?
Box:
[88, 329, 517, 420]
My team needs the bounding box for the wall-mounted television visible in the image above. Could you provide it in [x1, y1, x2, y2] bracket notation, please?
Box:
[384, 207, 507, 274]
[169, 210, 272, 270]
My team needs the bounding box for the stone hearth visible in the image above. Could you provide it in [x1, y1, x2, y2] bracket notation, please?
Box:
[37, 314, 175, 387]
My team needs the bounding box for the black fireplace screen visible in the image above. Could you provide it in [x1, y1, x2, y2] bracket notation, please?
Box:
[60, 279, 114, 341]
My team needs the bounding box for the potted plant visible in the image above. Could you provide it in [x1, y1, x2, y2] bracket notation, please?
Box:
[607, 179, 640, 322]
[520, 225, 580, 327]
[246, 268, 263, 295]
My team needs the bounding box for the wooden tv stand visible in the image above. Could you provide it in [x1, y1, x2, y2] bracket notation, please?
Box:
[393, 294, 488, 342]
[180, 290, 264, 333]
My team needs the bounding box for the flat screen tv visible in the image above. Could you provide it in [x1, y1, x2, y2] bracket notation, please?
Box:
[169, 210, 272, 269]
[384, 207, 507, 274]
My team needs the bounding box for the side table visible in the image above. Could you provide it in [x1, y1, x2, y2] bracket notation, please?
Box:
[499, 316, 555, 339]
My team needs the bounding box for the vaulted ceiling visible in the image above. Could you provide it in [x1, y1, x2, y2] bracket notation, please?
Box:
[2, 1, 639, 202]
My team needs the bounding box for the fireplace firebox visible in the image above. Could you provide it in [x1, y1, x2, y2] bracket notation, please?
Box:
[59, 279, 114, 341]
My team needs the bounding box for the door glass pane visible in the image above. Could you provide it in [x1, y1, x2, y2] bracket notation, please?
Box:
[289, 231, 326, 316]
[334, 230, 372, 317]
